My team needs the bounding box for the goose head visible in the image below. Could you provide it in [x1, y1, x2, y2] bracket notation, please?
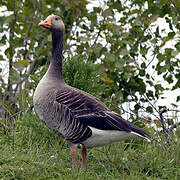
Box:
[39, 15, 65, 32]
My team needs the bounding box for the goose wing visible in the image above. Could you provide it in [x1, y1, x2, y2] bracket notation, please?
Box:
[52, 99, 92, 143]
[54, 86, 149, 143]
[77, 111, 149, 138]
[53, 86, 107, 143]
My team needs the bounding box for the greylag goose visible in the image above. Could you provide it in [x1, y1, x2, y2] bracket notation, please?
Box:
[33, 15, 150, 169]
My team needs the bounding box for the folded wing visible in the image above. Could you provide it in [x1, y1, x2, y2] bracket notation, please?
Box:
[53, 86, 149, 144]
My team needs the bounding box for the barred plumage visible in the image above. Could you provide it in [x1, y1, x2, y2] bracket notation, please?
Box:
[33, 15, 150, 169]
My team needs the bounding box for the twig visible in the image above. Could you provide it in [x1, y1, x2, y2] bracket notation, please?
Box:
[169, 0, 180, 20]
[7, 0, 17, 95]
[169, 122, 180, 132]
[168, 109, 180, 131]
[123, 85, 161, 121]
[146, 54, 156, 68]
[143, 94, 159, 115]
[159, 108, 172, 146]
[15, 38, 46, 86]
[103, 98, 136, 117]
[168, 109, 180, 113]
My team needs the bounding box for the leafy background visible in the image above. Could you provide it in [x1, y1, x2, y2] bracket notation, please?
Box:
[0, 0, 180, 179]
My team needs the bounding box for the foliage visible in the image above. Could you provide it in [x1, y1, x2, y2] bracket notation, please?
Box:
[0, 1, 180, 178]
[0, 0, 179, 119]
[62, 55, 108, 98]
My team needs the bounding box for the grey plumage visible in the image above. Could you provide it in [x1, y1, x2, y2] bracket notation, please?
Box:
[34, 75, 149, 145]
[33, 15, 150, 169]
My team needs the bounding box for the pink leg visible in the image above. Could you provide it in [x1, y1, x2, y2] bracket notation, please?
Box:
[70, 147, 78, 170]
[81, 147, 87, 168]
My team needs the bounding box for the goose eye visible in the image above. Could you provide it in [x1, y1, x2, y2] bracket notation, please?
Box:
[55, 17, 59, 21]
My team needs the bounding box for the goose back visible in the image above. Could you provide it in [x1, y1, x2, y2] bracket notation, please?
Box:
[34, 15, 149, 149]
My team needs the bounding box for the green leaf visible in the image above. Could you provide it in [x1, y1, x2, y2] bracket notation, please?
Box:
[166, 74, 173, 84]
[0, 55, 5, 61]
[134, 104, 141, 111]
[92, 43, 103, 57]
[157, 53, 164, 62]
[155, 26, 160, 37]
[146, 80, 153, 86]
[171, 50, 179, 57]
[102, 9, 113, 17]
[18, 59, 30, 67]
[141, 62, 146, 69]
[154, 120, 162, 128]
[160, 4, 171, 17]
[175, 42, 180, 51]
[177, 96, 180, 102]
[146, 106, 153, 113]
[156, 64, 170, 75]
[140, 46, 149, 56]
[168, 32, 175, 39]
[0, 15, 13, 26]
[146, 73, 150, 79]
[172, 79, 180, 90]
[9, 68, 21, 84]
[13, 62, 25, 71]
[146, 90, 154, 98]
[111, 1, 122, 11]
[155, 84, 164, 92]
[93, 7, 101, 13]
[139, 69, 145, 76]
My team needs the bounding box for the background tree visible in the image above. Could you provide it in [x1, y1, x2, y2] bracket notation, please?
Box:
[0, 1, 180, 178]
[0, 0, 179, 129]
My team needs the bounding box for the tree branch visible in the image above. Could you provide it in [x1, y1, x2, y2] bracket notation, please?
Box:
[7, 0, 17, 96]
[16, 39, 46, 86]
[159, 108, 172, 146]
[23, 0, 39, 60]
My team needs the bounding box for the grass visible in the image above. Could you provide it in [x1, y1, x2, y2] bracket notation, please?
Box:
[0, 111, 180, 179]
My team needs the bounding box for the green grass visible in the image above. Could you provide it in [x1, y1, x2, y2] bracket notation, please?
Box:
[0, 112, 180, 179]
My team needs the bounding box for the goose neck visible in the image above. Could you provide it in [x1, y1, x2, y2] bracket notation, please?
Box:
[48, 31, 64, 79]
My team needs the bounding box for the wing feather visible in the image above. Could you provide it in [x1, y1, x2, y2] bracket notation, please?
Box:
[77, 111, 149, 137]
[52, 100, 92, 143]
[53, 86, 149, 143]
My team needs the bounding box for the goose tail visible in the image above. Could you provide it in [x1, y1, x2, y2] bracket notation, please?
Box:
[130, 125, 151, 142]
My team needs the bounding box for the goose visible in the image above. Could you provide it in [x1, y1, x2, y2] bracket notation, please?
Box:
[33, 15, 150, 169]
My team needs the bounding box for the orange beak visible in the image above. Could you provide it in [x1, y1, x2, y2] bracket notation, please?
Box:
[39, 16, 52, 29]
